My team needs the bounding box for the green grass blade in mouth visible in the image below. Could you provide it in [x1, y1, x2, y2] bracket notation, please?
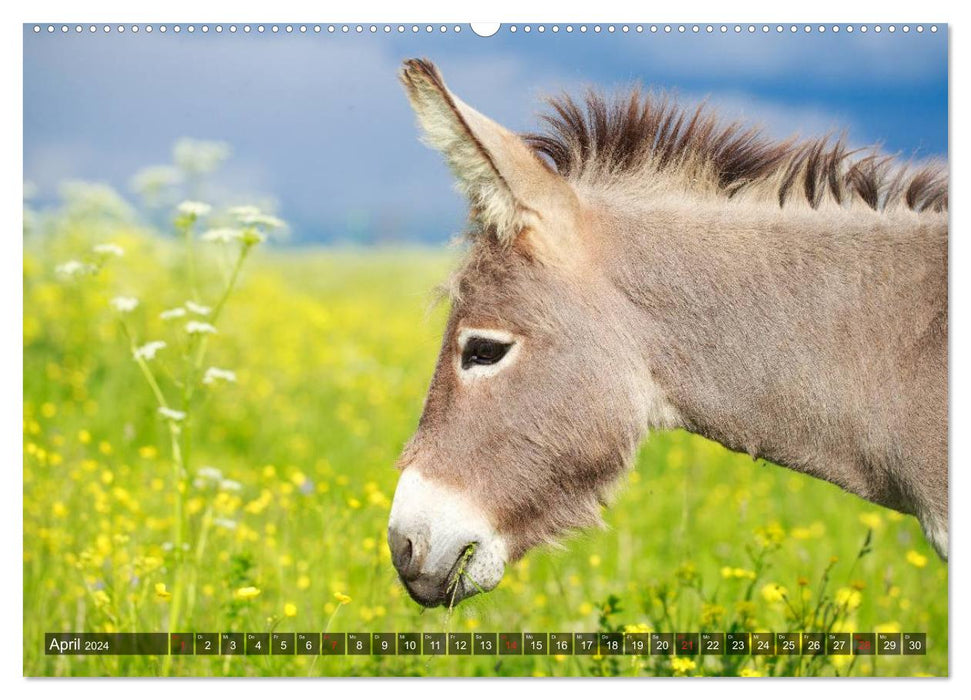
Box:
[446, 543, 477, 613]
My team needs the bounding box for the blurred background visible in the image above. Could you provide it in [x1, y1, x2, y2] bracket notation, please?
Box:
[25, 25, 947, 244]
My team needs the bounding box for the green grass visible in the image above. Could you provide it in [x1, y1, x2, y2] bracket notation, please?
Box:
[23, 212, 947, 677]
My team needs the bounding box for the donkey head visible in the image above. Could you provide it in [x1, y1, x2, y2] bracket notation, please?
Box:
[387, 60, 675, 607]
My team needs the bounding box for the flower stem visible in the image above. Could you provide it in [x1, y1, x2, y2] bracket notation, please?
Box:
[160, 418, 186, 676]
[187, 244, 251, 399]
[184, 504, 214, 627]
[308, 602, 345, 676]
[121, 321, 169, 410]
[183, 219, 200, 301]
[211, 244, 251, 324]
[120, 318, 188, 675]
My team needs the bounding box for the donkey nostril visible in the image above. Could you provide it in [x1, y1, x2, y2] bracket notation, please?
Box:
[388, 528, 410, 572]
[389, 527, 425, 580]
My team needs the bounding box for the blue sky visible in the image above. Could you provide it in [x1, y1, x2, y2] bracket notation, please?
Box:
[23, 25, 948, 244]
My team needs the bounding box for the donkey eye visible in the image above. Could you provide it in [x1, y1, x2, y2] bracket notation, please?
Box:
[461, 337, 513, 369]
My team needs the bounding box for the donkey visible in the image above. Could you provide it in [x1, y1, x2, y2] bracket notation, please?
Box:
[387, 59, 948, 608]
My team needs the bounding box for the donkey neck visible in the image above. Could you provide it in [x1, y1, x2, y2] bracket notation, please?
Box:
[599, 196, 947, 514]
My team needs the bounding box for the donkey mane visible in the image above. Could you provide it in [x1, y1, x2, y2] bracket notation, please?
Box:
[525, 90, 948, 214]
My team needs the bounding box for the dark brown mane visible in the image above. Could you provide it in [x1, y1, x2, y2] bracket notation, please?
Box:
[525, 90, 948, 213]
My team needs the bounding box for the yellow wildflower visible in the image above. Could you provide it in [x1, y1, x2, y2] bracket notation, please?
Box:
[836, 587, 862, 610]
[671, 657, 696, 675]
[721, 566, 757, 580]
[755, 522, 785, 546]
[761, 583, 788, 603]
[701, 603, 725, 626]
[859, 512, 883, 529]
[367, 490, 390, 507]
[735, 601, 757, 624]
[235, 586, 261, 600]
[284, 602, 297, 617]
[334, 592, 352, 605]
[155, 583, 172, 601]
[906, 550, 928, 568]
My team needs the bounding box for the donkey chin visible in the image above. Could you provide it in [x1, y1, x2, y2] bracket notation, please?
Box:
[387, 469, 507, 607]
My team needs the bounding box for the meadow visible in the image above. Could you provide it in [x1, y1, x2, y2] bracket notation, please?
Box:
[23, 177, 947, 677]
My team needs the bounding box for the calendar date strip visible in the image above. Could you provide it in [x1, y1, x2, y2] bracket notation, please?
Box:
[45, 631, 927, 656]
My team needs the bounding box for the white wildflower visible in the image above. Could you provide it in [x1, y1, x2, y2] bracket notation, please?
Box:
[201, 228, 243, 243]
[110, 296, 139, 313]
[251, 214, 285, 229]
[219, 479, 243, 492]
[130, 165, 182, 197]
[177, 200, 212, 217]
[228, 205, 285, 230]
[173, 139, 230, 175]
[203, 367, 237, 385]
[92, 243, 124, 257]
[185, 300, 211, 316]
[160, 307, 187, 320]
[158, 407, 186, 422]
[185, 321, 217, 335]
[213, 518, 238, 530]
[56, 260, 94, 277]
[197, 466, 223, 481]
[227, 205, 261, 220]
[133, 341, 166, 361]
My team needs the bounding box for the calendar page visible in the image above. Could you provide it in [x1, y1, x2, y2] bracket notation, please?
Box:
[22, 20, 948, 679]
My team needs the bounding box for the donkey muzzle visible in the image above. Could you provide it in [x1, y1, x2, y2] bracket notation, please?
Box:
[387, 468, 506, 607]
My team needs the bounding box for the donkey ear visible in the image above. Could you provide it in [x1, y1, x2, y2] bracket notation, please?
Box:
[400, 58, 578, 246]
